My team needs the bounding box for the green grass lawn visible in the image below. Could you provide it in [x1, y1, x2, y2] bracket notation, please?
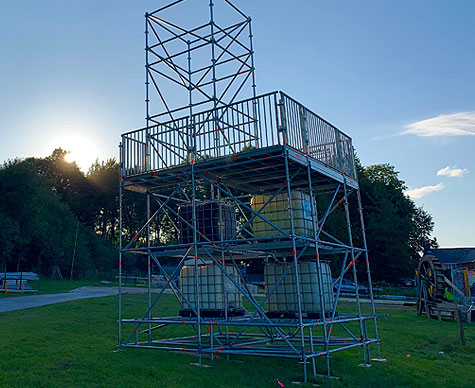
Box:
[376, 286, 416, 298]
[0, 279, 106, 298]
[34, 279, 103, 294]
[0, 293, 473, 388]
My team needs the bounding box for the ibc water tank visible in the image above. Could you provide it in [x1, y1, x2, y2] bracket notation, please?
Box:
[178, 200, 236, 244]
[251, 190, 315, 238]
[264, 261, 297, 312]
[299, 261, 334, 313]
[180, 262, 243, 315]
[264, 261, 334, 315]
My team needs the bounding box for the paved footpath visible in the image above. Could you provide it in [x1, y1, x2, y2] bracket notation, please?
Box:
[1, 286, 414, 314]
[0, 286, 169, 313]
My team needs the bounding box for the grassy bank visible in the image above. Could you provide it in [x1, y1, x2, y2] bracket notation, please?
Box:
[0, 294, 473, 387]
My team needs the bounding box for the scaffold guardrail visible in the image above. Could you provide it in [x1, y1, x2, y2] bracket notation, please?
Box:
[121, 91, 356, 179]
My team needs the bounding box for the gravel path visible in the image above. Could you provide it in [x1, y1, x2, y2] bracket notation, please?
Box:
[0, 286, 170, 313]
[0, 287, 117, 313]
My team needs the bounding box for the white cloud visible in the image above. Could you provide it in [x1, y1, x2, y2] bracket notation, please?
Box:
[437, 165, 469, 178]
[404, 111, 475, 137]
[405, 183, 444, 199]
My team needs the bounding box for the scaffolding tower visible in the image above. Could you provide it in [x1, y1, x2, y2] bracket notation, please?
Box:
[118, 0, 382, 382]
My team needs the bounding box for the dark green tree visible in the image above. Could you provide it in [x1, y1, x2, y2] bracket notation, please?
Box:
[356, 162, 436, 282]
[0, 160, 76, 275]
[0, 158, 117, 278]
[27, 149, 97, 226]
[88, 159, 120, 240]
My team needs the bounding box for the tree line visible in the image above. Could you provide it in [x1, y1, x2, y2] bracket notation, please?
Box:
[323, 161, 437, 283]
[0, 149, 436, 282]
[0, 149, 122, 279]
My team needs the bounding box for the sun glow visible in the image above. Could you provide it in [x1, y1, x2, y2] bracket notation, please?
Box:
[47, 133, 101, 172]
[64, 152, 75, 163]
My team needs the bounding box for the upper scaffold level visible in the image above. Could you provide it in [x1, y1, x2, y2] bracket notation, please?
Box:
[121, 91, 357, 184]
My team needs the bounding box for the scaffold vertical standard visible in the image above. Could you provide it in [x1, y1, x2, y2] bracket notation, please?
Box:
[118, 0, 383, 382]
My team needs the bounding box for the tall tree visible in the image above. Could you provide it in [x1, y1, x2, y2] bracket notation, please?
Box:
[0, 159, 116, 278]
[0, 160, 76, 274]
[88, 159, 120, 240]
[356, 162, 436, 282]
[27, 149, 97, 226]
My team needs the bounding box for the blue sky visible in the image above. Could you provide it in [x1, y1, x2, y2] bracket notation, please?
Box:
[0, 0, 473, 247]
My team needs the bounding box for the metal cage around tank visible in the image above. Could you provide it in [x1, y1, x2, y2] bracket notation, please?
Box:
[118, 0, 383, 383]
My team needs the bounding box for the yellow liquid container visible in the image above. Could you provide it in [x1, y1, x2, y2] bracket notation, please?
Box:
[251, 190, 315, 238]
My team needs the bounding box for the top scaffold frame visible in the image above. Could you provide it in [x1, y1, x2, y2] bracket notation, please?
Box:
[129, 0, 356, 183]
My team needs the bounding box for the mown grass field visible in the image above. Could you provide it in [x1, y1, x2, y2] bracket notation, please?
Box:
[0, 279, 106, 298]
[0, 291, 473, 388]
